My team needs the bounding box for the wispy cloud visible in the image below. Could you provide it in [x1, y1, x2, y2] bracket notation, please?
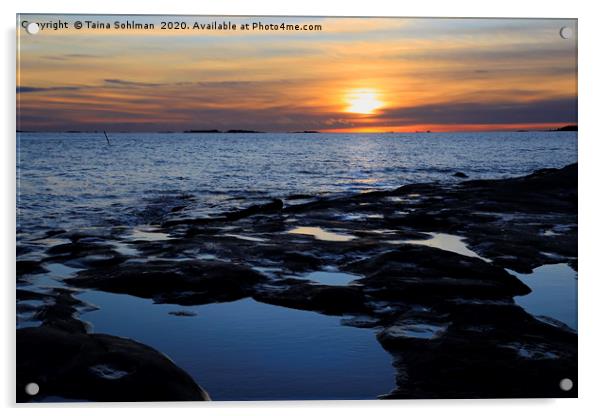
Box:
[375, 98, 577, 126]
[17, 85, 83, 93]
[103, 79, 165, 87]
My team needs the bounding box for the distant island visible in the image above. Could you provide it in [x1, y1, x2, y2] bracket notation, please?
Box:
[554, 125, 577, 131]
[515, 125, 577, 132]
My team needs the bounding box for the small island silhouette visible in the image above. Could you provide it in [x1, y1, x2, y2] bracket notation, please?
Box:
[554, 125, 577, 131]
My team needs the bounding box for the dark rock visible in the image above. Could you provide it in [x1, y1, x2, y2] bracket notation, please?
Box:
[41, 229, 67, 238]
[17, 288, 90, 333]
[162, 216, 225, 228]
[344, 244, 531, 300]
[67, 260, 267, 305]
[134, 193, 195, 224]
[17, 289, 48, 302]
[71, 252, 127, 269]
[287, 193, 315, 200]
[162, 198, 285, 227]
[253, 281, 367, 315]
[58, 228, 122, 243]
[46, 241, 113, 256]
[16, 245, 34, 257]
[43, 241, 127, 268]
[379, 302, 577, 399]
[384, 211, 455, 229]
[184, 226, 222, 238]
[17, 260, 48, 276]
[224, 199, 284, 221]
[459, 163, 577, 213]
[17, 326, 210, 402]
[168, 310, 197, 317]
[452, 172, 468, 178]
[245, 247, 323, 272]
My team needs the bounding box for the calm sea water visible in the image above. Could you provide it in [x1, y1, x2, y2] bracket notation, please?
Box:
[17, 131, 577, 237]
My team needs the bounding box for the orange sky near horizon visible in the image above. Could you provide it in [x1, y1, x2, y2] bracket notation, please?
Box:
[17, 15, 577, 132]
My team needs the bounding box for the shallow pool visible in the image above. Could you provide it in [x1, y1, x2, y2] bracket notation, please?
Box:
[287, 226, 356, 242]
[76, 292, 395, 400]
[512, 263, 577, 330]
[298, 270, 361, 286]
[400, 232, 488, 261]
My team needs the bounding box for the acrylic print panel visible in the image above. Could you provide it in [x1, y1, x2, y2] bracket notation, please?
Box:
[16, 15, 577, 402]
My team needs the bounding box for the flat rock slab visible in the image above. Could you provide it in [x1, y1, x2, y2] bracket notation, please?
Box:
[378, 303, 577, 399]
[344, 244, 531, 300]
[67, 259, 267, 305]
[253, 280, 368, 315]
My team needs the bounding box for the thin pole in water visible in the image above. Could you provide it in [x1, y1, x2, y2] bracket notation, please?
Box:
[103, 130, 111, 145]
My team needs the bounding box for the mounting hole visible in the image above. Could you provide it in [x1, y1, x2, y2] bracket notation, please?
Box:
[26, 22, 40, 35]
[559, 378, 573, 391]
[559, 26, 573, 39]
[25, 382, 40, 396]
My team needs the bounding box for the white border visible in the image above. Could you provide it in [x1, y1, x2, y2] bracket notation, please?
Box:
[3, 1, 601, 415]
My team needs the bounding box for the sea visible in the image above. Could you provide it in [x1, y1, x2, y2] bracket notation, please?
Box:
[17, 131, 577, 238]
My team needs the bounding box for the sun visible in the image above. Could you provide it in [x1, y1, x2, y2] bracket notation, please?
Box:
[345, 88, 384, 114]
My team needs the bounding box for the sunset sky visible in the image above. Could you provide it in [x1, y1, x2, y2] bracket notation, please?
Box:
[17, 15, 577, 132]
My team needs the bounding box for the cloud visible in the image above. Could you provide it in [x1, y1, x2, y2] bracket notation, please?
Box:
[103, 79, 165, 87]
[376, 97, 577, 125]
[17, 80, 577, 131]
[65, 53, 103, 58]
[17, 86, 83, 93]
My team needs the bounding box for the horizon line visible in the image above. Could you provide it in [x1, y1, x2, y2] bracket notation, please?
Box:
[16, 126, 578, 134]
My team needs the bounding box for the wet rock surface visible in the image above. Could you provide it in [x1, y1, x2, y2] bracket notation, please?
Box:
[17, 260, 48, 277]
[67, 259, 267, 305]
[253, 279, 368, 315]
[16, 164, 577, 400]
[17, 326, 210, 402]
[345, 244, 531, 300]
[378, 302, 577, 399]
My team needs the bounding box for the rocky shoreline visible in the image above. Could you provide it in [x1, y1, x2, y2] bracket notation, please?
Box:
[17, 163, 577, 401]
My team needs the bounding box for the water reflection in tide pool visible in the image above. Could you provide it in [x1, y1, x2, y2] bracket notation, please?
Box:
[512, 263, 577, 330]
[298, 270, 361, 286]
[288, 226, 356, 242]
[400, 232, 488, 261]
[76, 291, 395, 400]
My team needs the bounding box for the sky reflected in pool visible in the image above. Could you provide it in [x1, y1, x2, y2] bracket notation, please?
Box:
[299, 270, 361, 286]
[288, 226, 356, 242]
[402, 232, 488, 261]
[513, 263, 577, 330]
[76, 291, 395, 400]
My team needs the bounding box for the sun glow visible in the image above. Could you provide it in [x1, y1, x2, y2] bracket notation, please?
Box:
[345, 88, 384, 114]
